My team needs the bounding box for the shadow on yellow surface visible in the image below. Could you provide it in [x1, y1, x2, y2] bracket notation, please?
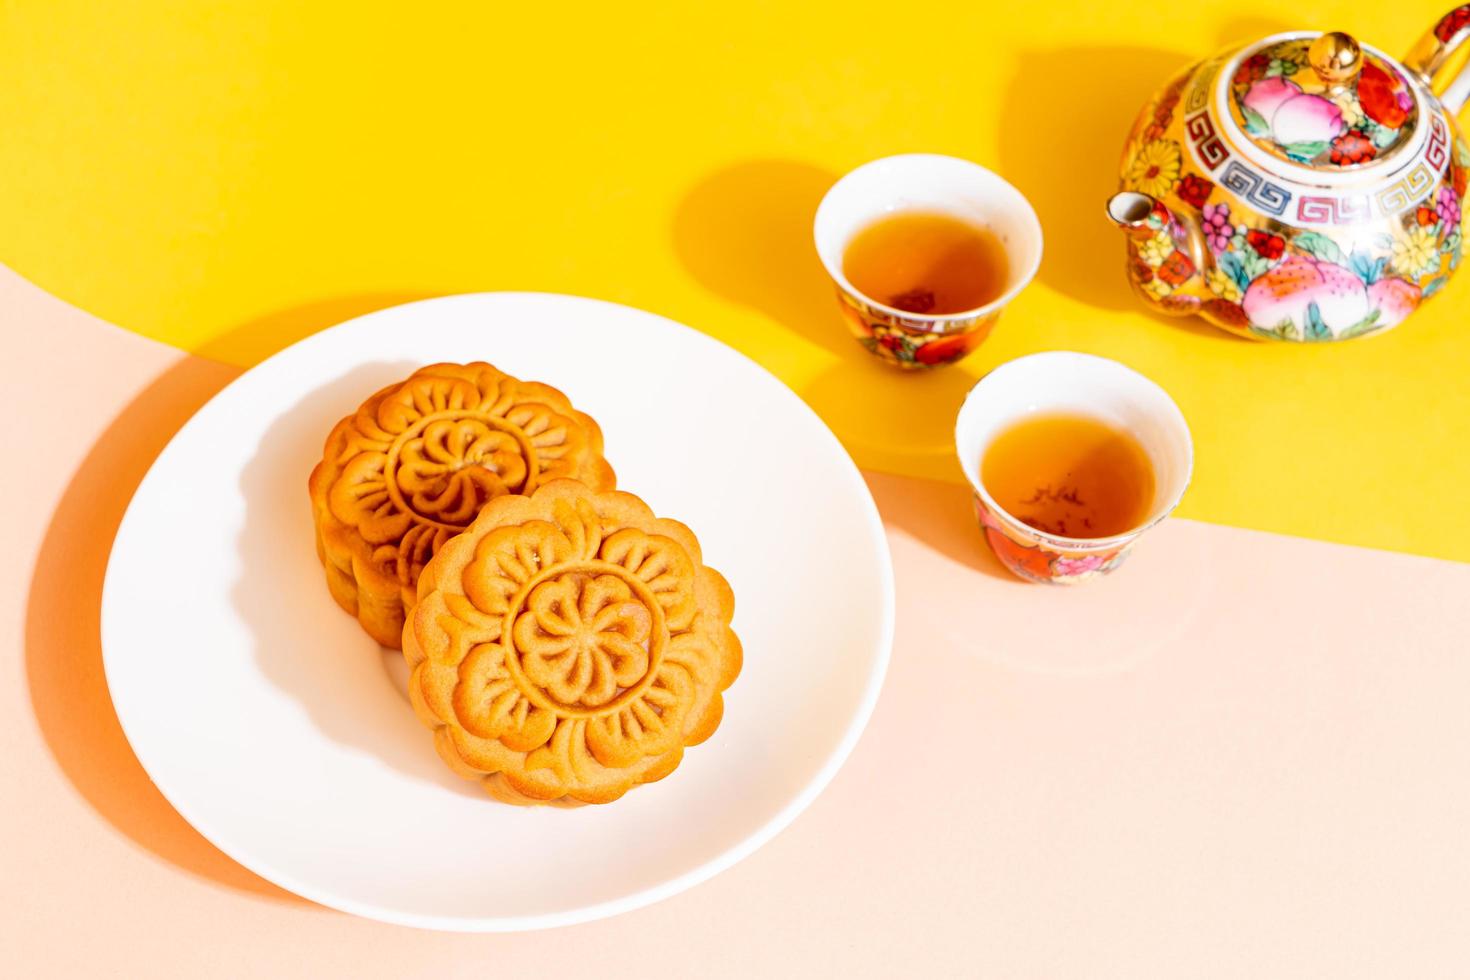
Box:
[673, 159, 981, 476]
[673, 159, 839, 350]
[196, 292, 443, 365]
[23, 356, 301, 903]
[998, 44, 1196, 313]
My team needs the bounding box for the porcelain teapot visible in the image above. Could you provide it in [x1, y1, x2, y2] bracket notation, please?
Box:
[1108, 9, 1470, 340]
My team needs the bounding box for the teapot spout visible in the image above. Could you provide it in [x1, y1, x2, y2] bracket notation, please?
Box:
[1106, 190, 1209, 265]
[1106, 191, 1213, 314]
[1106, 191, 1171, 240]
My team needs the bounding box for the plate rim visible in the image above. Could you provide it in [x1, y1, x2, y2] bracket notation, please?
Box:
[101, 291, 895, 932]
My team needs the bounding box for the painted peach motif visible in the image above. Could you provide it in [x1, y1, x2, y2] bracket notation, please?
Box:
[1243, 77, 1346, 148]
[1272, 94, 1345, 145]
[1241, 256, 1367, 332]
[1366, 277, 1422, 326]
[1242, 77, 1299, 120]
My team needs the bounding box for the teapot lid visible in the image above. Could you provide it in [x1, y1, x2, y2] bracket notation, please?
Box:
[1225, 32, 1420, 174]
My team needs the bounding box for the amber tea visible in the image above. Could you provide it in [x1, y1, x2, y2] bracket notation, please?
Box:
[842, 210, 1009, 315]
[981, 413, 1156, 539]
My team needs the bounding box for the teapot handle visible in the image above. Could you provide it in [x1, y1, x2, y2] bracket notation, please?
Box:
[1404, 6, 1470, 114]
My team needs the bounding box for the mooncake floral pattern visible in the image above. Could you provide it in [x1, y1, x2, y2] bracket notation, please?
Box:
[325, 363, 610, 583]
[308, 362, 614, 649]
[405, 483, 740, 804]
[512, 573, 654, 709]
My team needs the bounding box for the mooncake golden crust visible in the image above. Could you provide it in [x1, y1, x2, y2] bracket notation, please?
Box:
[308, 363, 615, 648]
[403, 480, 741, 805]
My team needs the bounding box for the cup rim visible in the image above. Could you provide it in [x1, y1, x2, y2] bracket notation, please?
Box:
[813, 153, 1044, 324]
[953, 351, 1195, 551]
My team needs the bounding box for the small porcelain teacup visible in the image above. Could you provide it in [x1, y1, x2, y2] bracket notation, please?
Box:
[955, 351, 1193, 584]
[813, 153, 1043, 369]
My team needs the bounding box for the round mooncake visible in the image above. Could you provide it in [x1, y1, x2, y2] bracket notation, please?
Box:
[308, 362, 615, 648]
[403, 480, 741, 804]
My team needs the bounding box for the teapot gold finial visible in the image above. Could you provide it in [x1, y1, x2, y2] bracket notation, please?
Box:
[1107, 7, 1470, 342]
[1308, 32, 1362, 88]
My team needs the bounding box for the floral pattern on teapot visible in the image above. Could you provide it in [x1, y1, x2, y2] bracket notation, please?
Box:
[1113, 15, 1470, 342]
[1228, 38, 1418, 169]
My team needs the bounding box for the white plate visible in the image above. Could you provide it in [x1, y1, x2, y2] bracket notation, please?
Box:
[101, 293, 894, 932]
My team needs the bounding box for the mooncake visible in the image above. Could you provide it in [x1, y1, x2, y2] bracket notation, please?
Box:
[403, 480, 741, 804]
[308, 362, 615, 648]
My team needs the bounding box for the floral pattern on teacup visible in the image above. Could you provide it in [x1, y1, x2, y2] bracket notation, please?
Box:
[973, 495, 1130, 585]
[838, 291, 997, 368]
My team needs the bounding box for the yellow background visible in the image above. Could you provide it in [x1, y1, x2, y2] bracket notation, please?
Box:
[2, 1, 1467, 560]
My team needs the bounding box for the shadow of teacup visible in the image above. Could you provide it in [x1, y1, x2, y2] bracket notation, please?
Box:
[862, 470, 1018, 582]
[998, 45, 1198, 313]
[672, 159, 983, 477]
[673, 159, 847, 357]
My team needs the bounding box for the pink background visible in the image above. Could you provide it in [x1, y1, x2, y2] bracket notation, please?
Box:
[5, 264, 1469, 975]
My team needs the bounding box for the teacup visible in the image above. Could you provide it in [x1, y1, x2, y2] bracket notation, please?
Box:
[813, 153, 1043, 369]
[954, 351, 1193, 584]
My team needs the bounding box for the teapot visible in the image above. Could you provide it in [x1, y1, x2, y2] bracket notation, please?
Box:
[1107, 9, 1470, 340]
